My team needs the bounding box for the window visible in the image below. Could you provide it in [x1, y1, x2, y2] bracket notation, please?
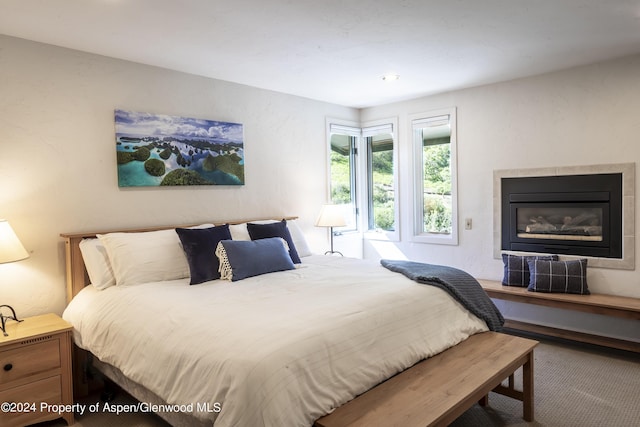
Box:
[363, 122, 397, 238]
[326, 119, 398, 240]
[411, 108, 458, 244]
[328, 122, 359, 231]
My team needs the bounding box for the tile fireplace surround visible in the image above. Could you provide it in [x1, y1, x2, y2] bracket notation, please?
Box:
[493, 163, 635, 270]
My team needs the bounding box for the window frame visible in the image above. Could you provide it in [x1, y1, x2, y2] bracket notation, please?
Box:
[410, 107, 458, 245]
[326, 118, 360, 233]
[325, 117, 399, 241]
[360, 118, 399, 242]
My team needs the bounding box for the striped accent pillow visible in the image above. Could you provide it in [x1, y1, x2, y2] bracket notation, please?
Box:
[527, 258, 590, 294]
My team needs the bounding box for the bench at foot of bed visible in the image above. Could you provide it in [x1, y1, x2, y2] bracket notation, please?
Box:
[315, 331, 538, 427]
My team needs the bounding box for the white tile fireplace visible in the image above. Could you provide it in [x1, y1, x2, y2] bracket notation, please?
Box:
[493, 163, 635, 270]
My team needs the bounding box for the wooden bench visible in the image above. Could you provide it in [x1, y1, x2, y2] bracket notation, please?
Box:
[314, 332, 538, 427]
[479, 280, 640, 353]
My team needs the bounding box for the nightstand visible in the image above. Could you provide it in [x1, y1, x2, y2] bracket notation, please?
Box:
[0, 313, 74, 426]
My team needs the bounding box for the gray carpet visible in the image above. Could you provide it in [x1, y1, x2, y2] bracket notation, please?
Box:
[38, 338, 639, 427]
[450, 339, 640, 427]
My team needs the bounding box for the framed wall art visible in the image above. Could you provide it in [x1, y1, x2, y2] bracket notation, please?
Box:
[115, 110, 244, 187]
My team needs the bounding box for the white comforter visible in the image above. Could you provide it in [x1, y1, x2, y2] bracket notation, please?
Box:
[63, 255, 488, 427]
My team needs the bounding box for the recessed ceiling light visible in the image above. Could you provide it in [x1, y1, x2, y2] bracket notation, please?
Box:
[382, 74, 400, 81]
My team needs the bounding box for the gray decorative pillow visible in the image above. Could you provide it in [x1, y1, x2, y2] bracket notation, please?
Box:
[501, 254, 559, 287]
[527, 258, 590, 294]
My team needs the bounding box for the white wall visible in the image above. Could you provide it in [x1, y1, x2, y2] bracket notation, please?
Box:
[0, 35, 358, 317]
[359, 55, 640, 341]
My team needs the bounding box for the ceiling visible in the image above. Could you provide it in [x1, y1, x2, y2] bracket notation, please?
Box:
[2, 0, 640, 108]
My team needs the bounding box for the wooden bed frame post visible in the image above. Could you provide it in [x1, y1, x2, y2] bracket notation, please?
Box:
[64, 236, 90, 304]
[523, 350, 534, 422]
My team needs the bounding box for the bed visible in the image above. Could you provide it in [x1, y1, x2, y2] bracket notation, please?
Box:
[61, 217, 501, 427]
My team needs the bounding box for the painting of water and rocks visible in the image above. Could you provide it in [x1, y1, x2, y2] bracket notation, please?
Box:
[115, 110, 244, 187]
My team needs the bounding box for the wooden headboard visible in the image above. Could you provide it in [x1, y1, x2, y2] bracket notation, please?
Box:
[60, 217, 298, 304]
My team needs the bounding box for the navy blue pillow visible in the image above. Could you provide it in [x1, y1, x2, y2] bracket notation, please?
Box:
[176, 225, 232, 285]
[216, 238, 295, 281]
[246, 220, 301, 264]
[527, 258, 590, 294]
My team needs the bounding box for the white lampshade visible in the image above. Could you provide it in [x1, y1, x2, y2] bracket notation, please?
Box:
[0, 220, 29, 264]
[315, 204, 347, 228]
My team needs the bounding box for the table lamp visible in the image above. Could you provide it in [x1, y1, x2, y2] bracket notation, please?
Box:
[315, 204, 347, 256]
[0, 219, 29, 336]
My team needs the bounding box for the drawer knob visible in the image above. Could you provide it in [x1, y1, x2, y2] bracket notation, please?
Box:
[3, 363, 12, 372]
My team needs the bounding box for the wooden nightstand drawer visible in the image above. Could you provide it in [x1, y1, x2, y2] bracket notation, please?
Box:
[0, 340, 61, 386]
[0, 375, 63, 427]
[0, 314, 74, 426]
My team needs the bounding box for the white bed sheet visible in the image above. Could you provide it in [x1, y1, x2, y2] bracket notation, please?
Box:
[63, 255, 488, 427]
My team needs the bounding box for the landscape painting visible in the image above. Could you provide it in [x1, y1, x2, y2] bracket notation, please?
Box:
[115, 110, 244, 187]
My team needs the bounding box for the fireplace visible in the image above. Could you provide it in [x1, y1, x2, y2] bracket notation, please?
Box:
[501, 173, 622, 258]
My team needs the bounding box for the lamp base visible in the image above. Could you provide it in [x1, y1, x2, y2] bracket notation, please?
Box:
[325, 226, 343, 257]
[324, 250, 344, 256]
[0, 305, 23, 337]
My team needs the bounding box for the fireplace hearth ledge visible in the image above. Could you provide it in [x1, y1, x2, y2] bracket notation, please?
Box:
[493, 163, 635, 270]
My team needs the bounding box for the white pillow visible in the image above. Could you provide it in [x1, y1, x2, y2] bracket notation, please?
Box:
[229, 223, 251, 241]
[79, 238, 116, 290]
[97, 229, 190, 286]
[228, 219, 312, 257]
[286, 220, 312, 258]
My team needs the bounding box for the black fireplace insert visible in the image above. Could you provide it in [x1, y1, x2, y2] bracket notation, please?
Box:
[501, 173, 622, 258]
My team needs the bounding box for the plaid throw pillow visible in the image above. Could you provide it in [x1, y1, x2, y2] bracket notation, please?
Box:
[527, 258, 590, 294]
[501, 254, 558, 287]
